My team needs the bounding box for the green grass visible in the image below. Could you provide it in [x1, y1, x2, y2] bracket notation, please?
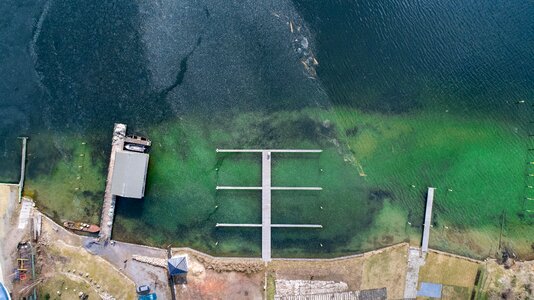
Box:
[266, 273, 276, 300]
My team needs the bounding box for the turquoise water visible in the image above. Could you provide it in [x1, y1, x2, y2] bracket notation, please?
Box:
[0, 0, 533, 259]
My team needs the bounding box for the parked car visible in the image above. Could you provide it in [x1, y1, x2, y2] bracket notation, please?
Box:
[136, 285, 150, 295]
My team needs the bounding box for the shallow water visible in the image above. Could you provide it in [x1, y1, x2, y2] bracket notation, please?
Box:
[0, 0, 533, 259]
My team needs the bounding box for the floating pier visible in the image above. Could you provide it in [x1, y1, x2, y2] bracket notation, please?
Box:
[215, 149, 322, 262]
[99, 124, 126, 242]
[421, 187, 435, 253]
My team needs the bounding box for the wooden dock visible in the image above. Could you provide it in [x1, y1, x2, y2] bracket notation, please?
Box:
[99, 124, 126, 242]
[215, 149, 322, 262]
[422, 187, 435, 253]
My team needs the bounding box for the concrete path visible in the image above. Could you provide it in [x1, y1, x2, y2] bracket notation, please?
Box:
[403, 247, 426, 299]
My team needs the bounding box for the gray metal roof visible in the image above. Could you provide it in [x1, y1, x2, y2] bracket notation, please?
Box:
[111, 151, 149, 198]
[168, 256, 188, 275]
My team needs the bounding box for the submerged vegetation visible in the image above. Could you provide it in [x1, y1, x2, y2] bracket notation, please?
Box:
[24, 105, 534, 259]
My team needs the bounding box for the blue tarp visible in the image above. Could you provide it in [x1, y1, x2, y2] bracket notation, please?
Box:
[417, 282, 442, 298]
[0, 283, 11, 300]
[138, 293, 157, 300]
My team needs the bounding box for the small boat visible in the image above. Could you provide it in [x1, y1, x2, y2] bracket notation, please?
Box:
[63, 221, 100, 233]
[125, 144, 146, 152]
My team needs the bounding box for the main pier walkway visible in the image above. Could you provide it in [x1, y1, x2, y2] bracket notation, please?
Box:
[215, 149, 323, 262]
[422, 187, 435, 253]
[403, 187, 436, 298]
[99, 124, 126, 242]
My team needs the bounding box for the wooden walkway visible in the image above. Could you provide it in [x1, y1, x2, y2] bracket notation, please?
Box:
[216, 149, 322, 262]
[99, 123, 126, 241]
[422, 187, 435, 253]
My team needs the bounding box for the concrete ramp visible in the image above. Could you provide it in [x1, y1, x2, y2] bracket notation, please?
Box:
[17, 199, 33, 230]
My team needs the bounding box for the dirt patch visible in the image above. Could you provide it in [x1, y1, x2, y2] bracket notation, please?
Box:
[480, 259, 534, 299]
[182, 271, 264, 299]
[172, 249, 265, 299]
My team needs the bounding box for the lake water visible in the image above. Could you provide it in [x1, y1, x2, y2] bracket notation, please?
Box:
[0, 0, 533, 259]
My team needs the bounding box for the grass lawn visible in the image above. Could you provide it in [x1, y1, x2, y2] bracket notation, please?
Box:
[45, 240, 137, 299]
[418, 252, 479, 288]
[360, 243, 409, 299]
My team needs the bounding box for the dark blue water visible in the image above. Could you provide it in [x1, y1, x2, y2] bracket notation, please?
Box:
[1, 0, 532, 162]
[1, 0, 533, 258]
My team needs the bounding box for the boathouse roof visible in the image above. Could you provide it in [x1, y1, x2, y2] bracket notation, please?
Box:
[111, 150, 149, 198]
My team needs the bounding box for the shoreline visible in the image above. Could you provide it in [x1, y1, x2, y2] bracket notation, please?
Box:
[3, 197, 531, 299]
[38, 207, 528, 264]
[45, 210, 493, 265]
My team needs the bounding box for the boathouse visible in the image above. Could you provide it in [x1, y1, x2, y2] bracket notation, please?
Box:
[110, 150, 149, 198]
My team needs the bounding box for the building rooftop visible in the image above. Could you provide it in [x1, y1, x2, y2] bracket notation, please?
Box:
[111, 150, 149, 198]
[168, 256, 188, 275]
